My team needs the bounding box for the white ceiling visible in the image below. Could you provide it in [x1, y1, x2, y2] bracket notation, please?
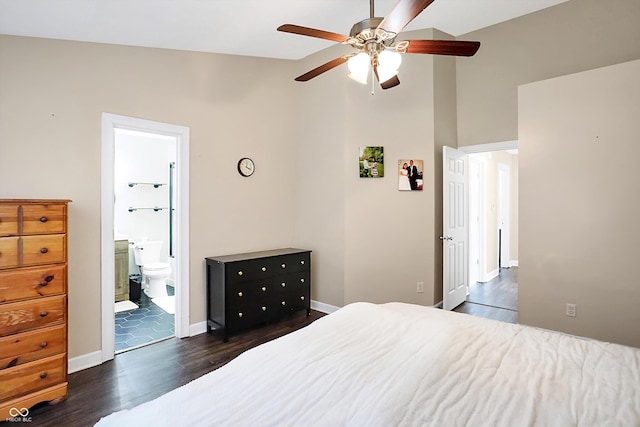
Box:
[0, 0, 568, 60]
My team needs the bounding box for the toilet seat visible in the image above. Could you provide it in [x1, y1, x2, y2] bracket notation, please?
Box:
[143, 262, 170, 271]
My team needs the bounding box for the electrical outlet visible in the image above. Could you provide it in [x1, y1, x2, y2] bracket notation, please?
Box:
[566, 303, 576, 317]
[416, 282, 424, 293]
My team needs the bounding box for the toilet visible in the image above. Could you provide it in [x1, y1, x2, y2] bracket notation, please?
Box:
[133, 240, 171, 299]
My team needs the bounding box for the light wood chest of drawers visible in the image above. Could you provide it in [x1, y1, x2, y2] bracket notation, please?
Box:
[0, 199, 70, 419]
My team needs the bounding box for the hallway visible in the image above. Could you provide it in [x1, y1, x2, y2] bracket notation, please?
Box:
[453, 267, 518, 323]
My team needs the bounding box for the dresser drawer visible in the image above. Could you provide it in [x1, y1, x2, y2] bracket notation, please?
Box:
[0, 353, 66, 401]
[0, 204, 19, 237]
[0, 237, 19, 269]
[0, 324, 66, 370]
[228, 259, 273, 282]
[274, 253, 310, 273]
[0, 295, 66, 337]
[228, 281, 276, 307]
[0, 265, 66, 303]
[21, 204, 67, 235]
[21, 235, 66, 267]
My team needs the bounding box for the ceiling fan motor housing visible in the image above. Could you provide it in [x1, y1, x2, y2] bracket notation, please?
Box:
[349, 17, 396, 54]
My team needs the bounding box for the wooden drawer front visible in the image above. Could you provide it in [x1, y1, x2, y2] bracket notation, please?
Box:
[0, 353, 66, 401]
[228, 280, 276, 308]
[21, 234, 66, 266]
[274, 253, 310, 274]
[21, 204, 67, 235]
[0, 295, 66, 337]
[0, 265, 66, 303]
[228, 259, 273, 282]
[0, 204, 19, 237]
[0, 324, 66, 370]
[0, 237, 19, 269]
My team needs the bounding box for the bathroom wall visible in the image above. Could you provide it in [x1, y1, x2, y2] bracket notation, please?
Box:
[114, 129, 176, 273]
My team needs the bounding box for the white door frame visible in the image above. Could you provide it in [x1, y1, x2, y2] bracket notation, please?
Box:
[459, 140, 518, 281]
[468, 156, 486, 285]
[498, 163, 511, 268]
[101, 113, 190, 363]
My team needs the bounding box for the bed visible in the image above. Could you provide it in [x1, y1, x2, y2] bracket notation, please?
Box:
[95, 302, 640, 426]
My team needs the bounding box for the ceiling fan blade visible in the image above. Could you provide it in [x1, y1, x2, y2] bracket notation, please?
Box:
[403, 40, 481, 56]
[294, 56, 350, 82]
[381, 75, 400, 90]
[377, 0, 435, 36]
[277, 24, 349, 43]
[373, 63, 401, 90]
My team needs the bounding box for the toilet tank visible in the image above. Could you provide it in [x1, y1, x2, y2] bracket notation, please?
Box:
[133, 240, 162, 265]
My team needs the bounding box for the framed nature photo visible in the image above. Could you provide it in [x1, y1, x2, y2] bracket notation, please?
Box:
[398, 159, 423, 191]
[359, 146, 384, 178]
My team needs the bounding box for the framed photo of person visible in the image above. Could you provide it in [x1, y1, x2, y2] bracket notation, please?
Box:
[398, 159, 423, 191]
[359, 146, 384, 178]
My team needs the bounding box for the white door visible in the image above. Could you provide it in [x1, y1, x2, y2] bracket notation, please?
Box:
[442, 146, 469, 310]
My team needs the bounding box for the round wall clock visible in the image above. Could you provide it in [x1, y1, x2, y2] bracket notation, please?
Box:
[237, 157, 255, 177]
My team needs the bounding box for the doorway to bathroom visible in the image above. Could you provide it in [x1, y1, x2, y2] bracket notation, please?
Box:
[101, 113, 190, 363]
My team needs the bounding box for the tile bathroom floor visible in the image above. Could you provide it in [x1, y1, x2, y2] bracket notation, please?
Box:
[115, 285, 175, 353]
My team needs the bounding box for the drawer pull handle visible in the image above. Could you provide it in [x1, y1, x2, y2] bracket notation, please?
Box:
[262, 306, 266, 311]
[40, 216, 48, 223]
[238, 312, 243, 318]
[281, 282, 286, 288]
[261, 287, 266, 292]
[261, 266, 267, 272]
[281, 263, 286, 268]
[281, 301, 286, 306]
[40, 311, 48, 317]
[237, 271, 243, 276]
[40, 275, 55, 287]
[300, 296, 305, 301]
[238, 291, 243, 297]
[40, 248, 49, 254]
[300, 278, 305, 283]
[40, 341, 48, 348]
[40, 372, 48, 379]
[300, 260, 305, 265]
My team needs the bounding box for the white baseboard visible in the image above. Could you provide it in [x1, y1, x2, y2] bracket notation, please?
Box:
[433, 301, 443, 308]
[311, 300, 340, 314]
[68, 350, 103, 374]
[480, 269, 499, 283]
[510, 260, 519, 267]
[189, 321, 207, 336]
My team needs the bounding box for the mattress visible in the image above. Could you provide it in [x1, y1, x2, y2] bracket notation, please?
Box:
[95, 302, 640, 426]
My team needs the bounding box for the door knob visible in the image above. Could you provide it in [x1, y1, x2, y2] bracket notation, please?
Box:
[439, 236, 453, 241]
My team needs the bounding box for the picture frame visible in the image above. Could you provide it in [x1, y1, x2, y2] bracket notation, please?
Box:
[398, 159, 423, 191]
[359, 146, 384, 178]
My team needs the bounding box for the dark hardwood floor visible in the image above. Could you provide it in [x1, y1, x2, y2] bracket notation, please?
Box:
[20, 277, 517, 426]
[22, 310, 326, 427]
[453, 267, 518, 323]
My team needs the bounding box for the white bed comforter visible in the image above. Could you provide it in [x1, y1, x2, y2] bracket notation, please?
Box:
[96, 302, 640, 426]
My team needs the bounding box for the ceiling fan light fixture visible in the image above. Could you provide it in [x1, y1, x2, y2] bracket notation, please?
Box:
[377, 50, 402, 83]
[347, 52, 371, 85]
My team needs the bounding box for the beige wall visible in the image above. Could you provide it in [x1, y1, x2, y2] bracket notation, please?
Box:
[0, 30, 449, 360]
[457, 0, 640, 146]
[295, 29, 444, 308]
[0, 35, 299, 358]
[519, 59, 640, 347]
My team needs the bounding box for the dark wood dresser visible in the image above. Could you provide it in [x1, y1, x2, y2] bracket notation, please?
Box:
[0, 199, 70, 420]
[206, 248, 311, 341]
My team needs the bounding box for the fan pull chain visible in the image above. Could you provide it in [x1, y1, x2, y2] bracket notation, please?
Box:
[370, 67, 375, 95]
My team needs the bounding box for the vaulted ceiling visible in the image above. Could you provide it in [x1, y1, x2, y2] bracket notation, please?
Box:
[0, 0, 568, 60]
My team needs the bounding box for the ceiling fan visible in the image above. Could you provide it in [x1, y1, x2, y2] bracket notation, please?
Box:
[277, 0, 480, 90]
